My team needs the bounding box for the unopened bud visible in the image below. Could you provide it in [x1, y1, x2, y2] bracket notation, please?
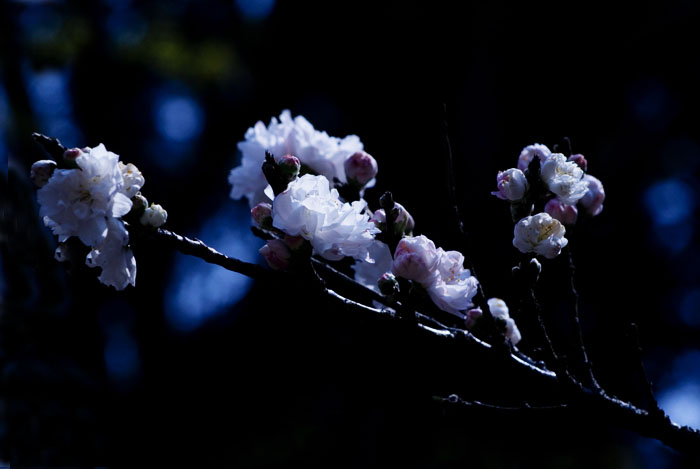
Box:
[140, 203, 168, 228]
[63, 147, 85, 161]
[568, 154, 588, 172]
[277, 154, 301, 179]
[465, 307, 483, 329]
[544, 198, 578, 226]
[372, 203, 414, 236]
[378, 272, 399, 296]
[344, 151, 378, 186]
[30, 160, 57, 187]
[391, 203, 415, 235]
[259, 239, 291, 270]
[54, 244, 70, 263]
[251, 202, 273, 229]
[130, 192, 148, 216]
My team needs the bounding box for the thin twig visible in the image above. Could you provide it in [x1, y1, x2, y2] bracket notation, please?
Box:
[440, 104, 489, 309]
[434, 393, 568, 413]
[566, 245, 601, 390]
[628, 323, 663, 416]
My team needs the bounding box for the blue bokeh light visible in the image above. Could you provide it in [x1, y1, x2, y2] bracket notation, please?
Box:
[154, 92, 205, 144]
[235, 0, 276, 21]
[644, 179, 696, 226]
[659, 383, 700, 429]
[24, 66, 82, 146]
[680, 288, 700, 327]
[658, 349, 700, 429]
[26, 68, 73, 117]
[104, 323, 141, 383]
[164, 201, 260, 332]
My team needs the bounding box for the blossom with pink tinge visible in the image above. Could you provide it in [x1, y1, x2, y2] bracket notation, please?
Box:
[427, 248, 479, 317]
[513, 213, 568, 259]
[259, 239, 292, 270]
[544, 198, 578, 225]
[372, 202, 414, 235]
[579, 174, 605, 216]
[391, 235, 441, 286]
[492, 168, 528, 201]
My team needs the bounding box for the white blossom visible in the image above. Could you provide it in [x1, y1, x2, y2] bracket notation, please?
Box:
[140, 203, 168, 228]
[517, 143, 551, 171]
[579, 174, 605, 216]
[119, 162, 145, 198]
[352, 240, 393, 292]
[492, 168, 528, 201]
[427, 248, 479, 317]
[86, 218, 136, 290]
[37, 144, 132, 246]
[391, 235, 441, 286]
[487, 298, 521, 345]
[271, 174, 378, 261]
[513, 212, 568, 259]
[229, 110, 364, 207]
[540, 153, 588, 205]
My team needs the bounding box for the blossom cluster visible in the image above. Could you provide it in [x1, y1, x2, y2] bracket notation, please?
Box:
[31, 144, 167, 290]
[493, 143, 606, 259]
[228, 110, 367, 208]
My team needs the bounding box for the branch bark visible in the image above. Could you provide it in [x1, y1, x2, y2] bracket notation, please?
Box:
[130, 224, 700, 458]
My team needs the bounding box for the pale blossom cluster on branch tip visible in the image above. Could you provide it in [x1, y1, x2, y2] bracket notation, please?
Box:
[271, 174, 379, 261]
[228, 110, 364, 207]
[32, 143, 167, 290]
[391, 235, 479, 318]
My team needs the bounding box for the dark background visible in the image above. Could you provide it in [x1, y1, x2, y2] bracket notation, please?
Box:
[2, 0, 700, 466]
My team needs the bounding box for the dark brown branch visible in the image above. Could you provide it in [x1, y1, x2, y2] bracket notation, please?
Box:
[130, 225, 269, 280]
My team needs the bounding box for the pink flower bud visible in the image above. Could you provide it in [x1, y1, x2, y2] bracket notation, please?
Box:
[344, 151, 378, 186]
[567, 153, 588, 172]
[259, 239, 292, 270]
[372, 203, 414, 236]
[544, 198, 578, 225]
[579, 174, 605, 216]
[391, 235, 441, 286]
[465, 307, 483, 329]
[63, 147, 85, 161]
[277, 154, 301, 178]
[378, 272, 399, 296]
[251, 202, 273, 229]
[30, 160, 57, 187]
